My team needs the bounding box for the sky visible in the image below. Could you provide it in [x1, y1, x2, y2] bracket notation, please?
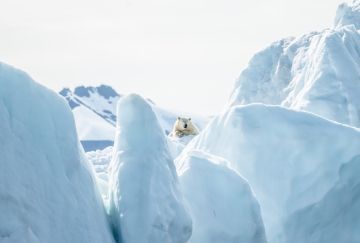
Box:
[0, 0, 345, 116]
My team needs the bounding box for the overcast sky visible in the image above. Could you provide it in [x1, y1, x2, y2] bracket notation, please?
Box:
[0, 0, 344, 115]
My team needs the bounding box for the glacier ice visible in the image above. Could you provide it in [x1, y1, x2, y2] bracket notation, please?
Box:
[229, 16, 360, 127]
[224, 3, 360, 240]
[4, 1, 360, 241]
[283, 155, 360, 243]
[86, 146, 113, 204]
[60, 85, 207, 151]
[177, 150, 268, 243]
[0, 62, 115, 243]
[167, 135, 197, 159]
[108, 94, 192, 243]
[185, 104, 360, 242]
[335, 0, 360, 29]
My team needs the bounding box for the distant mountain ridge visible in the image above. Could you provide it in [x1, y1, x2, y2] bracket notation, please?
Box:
[60, 85, 119, 126]
[59, 85, 206, 151]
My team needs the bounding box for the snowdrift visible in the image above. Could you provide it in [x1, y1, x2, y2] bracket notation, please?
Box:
[177, 150, 267, 243]
[0, 63, 114, 243]
[184, 104, 360, 243]
[229, 12, 360, 127]
[108, 94, 192, 243]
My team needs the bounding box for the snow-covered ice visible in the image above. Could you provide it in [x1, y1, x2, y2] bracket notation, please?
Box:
[73, 104, 116, 142]
[0, 62, 115, 243]
[167, 135, 197, 159]
[335, 0, 360, 29]
[60, 85, 207, 151]
[86, 146, 113, 204]
[184, 103, 360, 243]
[3, 1, 360, 242]
[223, 3, 360, 240]
[108, 94, 192, 243]
[229, 16, 360, 127]
[177, 150, 268, 243]
[87, 146, 113, 174]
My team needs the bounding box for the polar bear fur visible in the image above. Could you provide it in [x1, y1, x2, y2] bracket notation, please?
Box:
[171, 117, 199, 137]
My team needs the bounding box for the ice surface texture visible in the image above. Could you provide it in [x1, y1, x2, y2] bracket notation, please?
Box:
[108, 94, 192, 243]
[0, 63, 114, 243]
[186, 104, 360, 243]
[335, 0, 360, 29]
[284, 155, 360, 243]
[229, 24, 360, 127]
[177, 150, 268, 243]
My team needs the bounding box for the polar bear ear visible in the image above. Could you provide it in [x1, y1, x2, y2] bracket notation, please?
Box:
[177, 117, 181, 120]
[188, 118, 191, 121]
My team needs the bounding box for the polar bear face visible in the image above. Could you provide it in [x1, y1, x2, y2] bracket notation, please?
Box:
[171, 117, 199, 137]
[176, 117, 192, 131]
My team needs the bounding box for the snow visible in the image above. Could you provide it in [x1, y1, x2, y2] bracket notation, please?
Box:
[4, 1, 360, 242]
[86, 146, 113, 204]
[335, 0, 360, 29]
[108, 94, 192, 243]
[167, 135, 197, 159]
[73, 105, 115, 141]
[87, 146, 113, 174]
[61, 85, 119, 126]
[60, 85, 207, 151]
[177, 150, 268, 243]
[229, 22, 360, 127]
[184, 104, 360, 243]
[222, 4, 360, 240]
[74, 86, 119, 126]
[60, 85, 118, 147]
[0, 62, 114, 243]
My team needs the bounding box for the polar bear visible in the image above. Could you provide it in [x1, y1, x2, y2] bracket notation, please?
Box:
[171, 117, 199, 138]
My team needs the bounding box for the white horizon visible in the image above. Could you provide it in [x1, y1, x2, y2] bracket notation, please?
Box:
[0, 0, 344, 116]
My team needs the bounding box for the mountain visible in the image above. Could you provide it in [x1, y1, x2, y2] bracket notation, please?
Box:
[229, 0, 360, 127]
[59, 85, 204, 151]
[60, 85, 119, 125]
[60, 85, 118, 151]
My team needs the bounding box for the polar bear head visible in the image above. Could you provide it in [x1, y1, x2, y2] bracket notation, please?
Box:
[176, 117, 192, 131]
